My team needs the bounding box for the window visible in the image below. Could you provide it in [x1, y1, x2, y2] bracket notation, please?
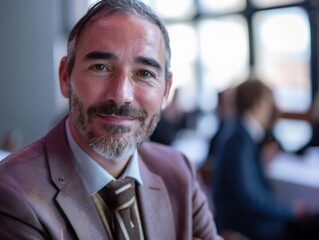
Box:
[167, 23, 198, 111]
[251, 0, 304, 8]
[253, 7, 311, 112]
[153, 0, 195, 20]
[84, 0, 319, 152]
[198, 15, 249, 111]
[199, 0, 246, 13]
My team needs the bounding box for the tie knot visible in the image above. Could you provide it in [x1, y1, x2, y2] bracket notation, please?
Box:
[97, 177, 144, 239]
[101, 177, 136, 211]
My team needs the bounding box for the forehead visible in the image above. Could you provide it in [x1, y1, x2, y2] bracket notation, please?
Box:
[76, 12, 165, 60]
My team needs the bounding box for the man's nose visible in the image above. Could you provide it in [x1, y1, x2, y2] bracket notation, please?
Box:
[106, 73, 134, 104]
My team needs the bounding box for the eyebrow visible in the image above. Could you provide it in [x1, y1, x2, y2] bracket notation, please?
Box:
[83, 51, 162, 71]
[84, 51, 117, 61]
[135, 56, 162, 72]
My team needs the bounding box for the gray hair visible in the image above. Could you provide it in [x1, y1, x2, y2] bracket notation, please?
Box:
[66, 0, 171, 81]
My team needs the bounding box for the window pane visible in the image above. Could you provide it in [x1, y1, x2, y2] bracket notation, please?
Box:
[89, 0, 195, 20]
[199, 0, 246, 13]
[167, 23, 198, 111]
[198, 15, 249, 111]
[253, 7, 311, 112]
[274, 119, 311, 152]
[252, 0, 304, 8]
[153, 0, 195, 20]
[141, 0, 152, 6]
[87, 0, 98, 7]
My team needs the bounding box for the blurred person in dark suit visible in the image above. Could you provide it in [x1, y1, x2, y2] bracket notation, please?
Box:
[213, 79, 307, 240]
[199, 87, 237, 198]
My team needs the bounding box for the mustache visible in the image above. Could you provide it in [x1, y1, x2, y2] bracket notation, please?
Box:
[87, 101, 147, 120]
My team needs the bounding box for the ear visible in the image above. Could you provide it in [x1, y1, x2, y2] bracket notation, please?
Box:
[161, 73, 173, 110]
[59, 57, 70, 98]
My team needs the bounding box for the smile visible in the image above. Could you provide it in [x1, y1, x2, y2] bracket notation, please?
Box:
[96, 113, 136, 124]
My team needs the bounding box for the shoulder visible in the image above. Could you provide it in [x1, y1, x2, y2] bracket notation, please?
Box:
[138, 141, 195, 180]
[0, 117, 68, 176]
[139, 141, 189, 166]
[0, 119, 68, 190]
[0, 136, 49, 194]
[0, 136, 50, 219]
[139, 141, 184, 158]
[224, 119, 251, 143]
[0, 137, 46, 172]
[0, 117, 67, 168]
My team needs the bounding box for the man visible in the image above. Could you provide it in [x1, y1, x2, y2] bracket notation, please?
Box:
[0, 0, 221, 239]
[213, 79, 305, 240]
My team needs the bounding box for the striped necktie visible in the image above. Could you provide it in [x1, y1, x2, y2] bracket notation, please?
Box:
[99, 177, 144, 240]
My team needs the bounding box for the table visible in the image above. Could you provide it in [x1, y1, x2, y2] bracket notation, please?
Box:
[266, 147, 319, 213]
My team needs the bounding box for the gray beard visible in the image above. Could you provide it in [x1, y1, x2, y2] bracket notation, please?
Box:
[87, 124, 138, 162]
[89, 136, 135, 162]
[86, 117, 159, 162]
[69, 89, 160, 162]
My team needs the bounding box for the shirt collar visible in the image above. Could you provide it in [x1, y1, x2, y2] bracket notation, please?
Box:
[243, 113, 265, 143]
[65, 118, 143, 195]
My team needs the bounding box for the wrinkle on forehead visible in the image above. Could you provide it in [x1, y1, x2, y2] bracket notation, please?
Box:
[77, 12, 165, 67]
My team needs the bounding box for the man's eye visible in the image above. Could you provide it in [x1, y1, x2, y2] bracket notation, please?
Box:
[138, 70, 153, 78]
[90, 64, 108, 71]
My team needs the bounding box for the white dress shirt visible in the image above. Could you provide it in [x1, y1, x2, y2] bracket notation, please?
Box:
[243, 113, 265, 144]
[65, 118, 143, 195]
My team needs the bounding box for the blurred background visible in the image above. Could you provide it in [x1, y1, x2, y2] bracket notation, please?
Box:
[0, 0, 319, 157]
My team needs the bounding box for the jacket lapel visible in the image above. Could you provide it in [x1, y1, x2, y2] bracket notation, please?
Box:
[55, 175, 109, 240]
[46, 118, 109, 240]
[137, 158, 176, 240]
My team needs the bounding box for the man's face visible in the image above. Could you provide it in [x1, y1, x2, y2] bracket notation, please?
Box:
[60, 12, 172, 162]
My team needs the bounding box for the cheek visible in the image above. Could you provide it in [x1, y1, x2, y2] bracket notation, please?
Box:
[136, 88, 164, 114]
[71, 80, 103, 105]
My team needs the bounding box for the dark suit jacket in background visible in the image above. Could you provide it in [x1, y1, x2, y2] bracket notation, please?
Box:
[0, 117, 220, 240]
[213, 119, 295, 240]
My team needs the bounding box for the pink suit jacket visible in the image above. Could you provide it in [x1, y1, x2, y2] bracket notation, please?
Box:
[0, 118, 221, 240]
